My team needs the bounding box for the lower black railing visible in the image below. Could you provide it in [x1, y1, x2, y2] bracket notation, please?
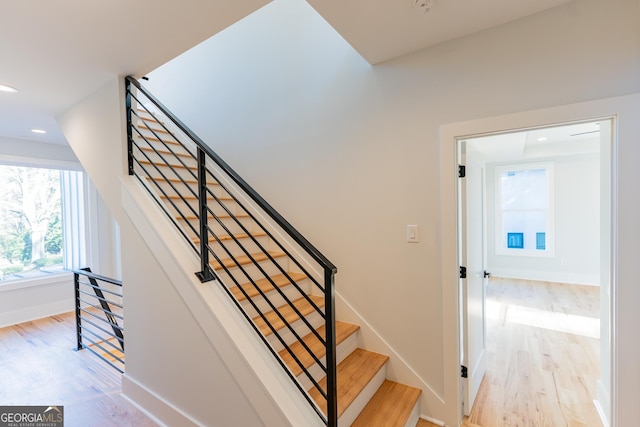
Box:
[125, 76, 338, 425]
[73, 267, 124, 373]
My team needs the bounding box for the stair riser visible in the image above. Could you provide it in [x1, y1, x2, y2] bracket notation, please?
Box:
[206, 235, 272, 260]
[264, 310, 324, 354]
[338, 361, 387, 427]
[137, 152, 198, 170]
[152, 179, 228, 200]
[135, 162, 196, 185]
[215, 257, 290, 285]
[402, 403, 420, 427]
[236, 280, 311, 319]
[293, 329, 358, 392]
[134, 134, 192, 155]
[179, 217, 257, 240]
[160, 196, 243, 219]
[133, 124, 180, 141]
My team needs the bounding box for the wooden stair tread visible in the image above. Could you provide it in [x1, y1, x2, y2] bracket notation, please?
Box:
[139, 159, 195, 170]
[142, 126, 169, 134]
[192, 231, 266, 244]
[147, 176, 198, 185]
[253, 295, 324, 336]
[138, 115, 160, 123]
[231, 272, 307, 302]
[210, 250, 285, 271]
[280, 321, 360, 377]
[164, 176, 219, 186]
[352, 380, 421, 427]
[309, 348, 389, 418]
[160, 194, 233, 201]
[178, 212, 248, 221]
[135, 134, 181, 145]
[139, 146, 193, 159]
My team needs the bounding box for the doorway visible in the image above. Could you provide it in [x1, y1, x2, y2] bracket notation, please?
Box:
[457, 119, 611, 426]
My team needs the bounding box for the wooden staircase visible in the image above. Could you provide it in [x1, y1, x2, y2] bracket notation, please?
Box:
[130, 107, 426, 426]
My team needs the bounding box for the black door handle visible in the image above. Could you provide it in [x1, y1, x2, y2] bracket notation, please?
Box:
[484, 270, 491, 278]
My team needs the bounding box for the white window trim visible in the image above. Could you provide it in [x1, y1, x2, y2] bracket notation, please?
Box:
[494, 161, 555, 258]
[0, 163, 86, 285]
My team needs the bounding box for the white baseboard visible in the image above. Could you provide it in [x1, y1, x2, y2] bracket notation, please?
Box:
[122, 375, 202, 427]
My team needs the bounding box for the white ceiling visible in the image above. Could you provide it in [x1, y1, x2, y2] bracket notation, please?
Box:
[0, 0, 269, 145]
[0, 0, 573, 146]
[306, 0, 573, 64]
[466, 121, 602, 163]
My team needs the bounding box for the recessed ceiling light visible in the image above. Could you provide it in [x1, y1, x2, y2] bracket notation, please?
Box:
[537, 137, 548, 141]
[31, 129, 46, 134]
[0, 84, 18, 93]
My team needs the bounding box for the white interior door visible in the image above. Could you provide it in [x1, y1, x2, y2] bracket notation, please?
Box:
[459, 142, 488, 416]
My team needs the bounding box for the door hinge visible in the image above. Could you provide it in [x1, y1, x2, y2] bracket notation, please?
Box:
[459, 266, 467, 279]
[461, 365, 468, 378]
[458, 165, 466, 178]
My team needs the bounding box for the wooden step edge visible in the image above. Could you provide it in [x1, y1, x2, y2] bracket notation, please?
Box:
[177, 212, 249, 221]
[191, 231, 267, 245]
[231, 272, 307, 302]
[135, 134, 182, 146]
[134, 121, 171, 134]
[352, 380, 421, 427]
[160, 194, 233, 201]
[145, 176, 198, 185]
[211, 250, 286, 271]
[280, 321, 360, 377]
[139, 146, 194, 159]
[142, 126, 170, 134]
[309, 348, 389, 418]
[138, 159, 196, 171]
[252, 295, 325, 337]
[161, 177, 220, 186]
[136, 113, 162, 122]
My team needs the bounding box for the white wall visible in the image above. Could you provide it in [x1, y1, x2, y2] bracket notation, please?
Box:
[487, 153, 601, 285]
[144, 0, 639, 424]
[0, 137, 80, 170]
[0, 140, 79, 327]
[0, 274, 74, 327]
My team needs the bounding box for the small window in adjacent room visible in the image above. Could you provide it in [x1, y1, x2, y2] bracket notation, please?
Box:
[495, 162, 554, 256]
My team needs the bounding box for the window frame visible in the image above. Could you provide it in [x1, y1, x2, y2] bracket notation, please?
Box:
[0, 153, 85, 286]
[494, 161, 555, 258]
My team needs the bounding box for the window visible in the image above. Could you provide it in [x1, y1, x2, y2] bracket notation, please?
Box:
[507, 232, 524, 249]
[495, 162, 554, 256]
[0, 165, 83, 281]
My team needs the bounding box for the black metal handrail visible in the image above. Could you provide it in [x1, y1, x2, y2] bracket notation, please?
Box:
[73, 267, 124, 374]
[125, 76, 338, 426]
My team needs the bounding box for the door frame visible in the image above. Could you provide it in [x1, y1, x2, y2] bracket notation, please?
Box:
[438, 95, 632, 427]
[457, 141, 488, 416]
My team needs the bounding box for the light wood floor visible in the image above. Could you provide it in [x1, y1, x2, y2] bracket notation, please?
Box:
[0, 312, 157, 427]
[465, 277, 601, 427]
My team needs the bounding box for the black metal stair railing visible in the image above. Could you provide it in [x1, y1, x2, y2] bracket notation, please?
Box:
[73, 267, 124, 373]
[124, 76, 338, 426]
